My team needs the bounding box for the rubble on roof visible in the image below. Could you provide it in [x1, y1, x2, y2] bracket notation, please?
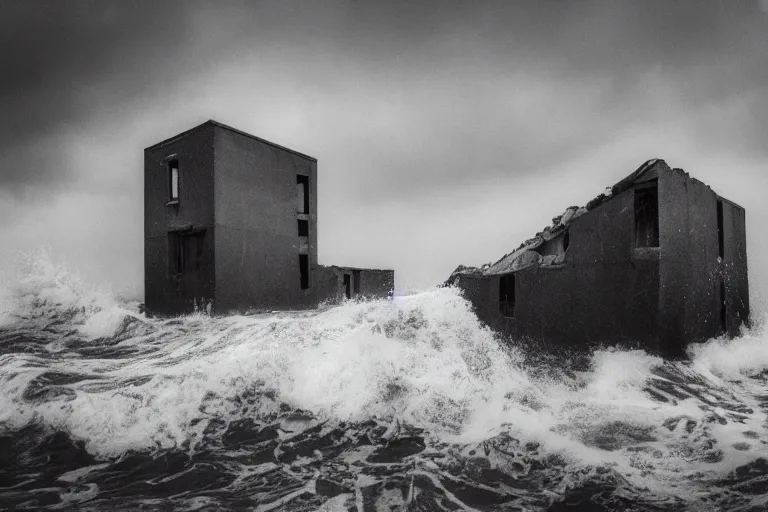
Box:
[444, 158, 662, 286]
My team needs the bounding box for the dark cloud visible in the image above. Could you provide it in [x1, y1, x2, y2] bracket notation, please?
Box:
[0, 1, 767, 294]
[0, 2, 183, 187]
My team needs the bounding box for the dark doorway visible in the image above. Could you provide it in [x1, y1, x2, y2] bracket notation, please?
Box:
[343, 274, 351, 299]
[299, 254, 309, 289]
[353, 270, 361, 295]
[168, 230, 208, 310]
[182, 232, 205, 274]
[169, 231, 205, 276]
[499, 273, 515, 317]
[635, 183, 659, 248]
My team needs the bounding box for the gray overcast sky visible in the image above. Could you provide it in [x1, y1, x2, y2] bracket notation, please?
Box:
[1, 1, 768, 306]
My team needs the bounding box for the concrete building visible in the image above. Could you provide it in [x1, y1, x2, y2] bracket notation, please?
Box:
[448, 159, 749, 357]
[144, 120, 393, 315]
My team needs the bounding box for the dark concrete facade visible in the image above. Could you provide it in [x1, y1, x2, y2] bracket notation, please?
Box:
[145, 120, 393, 315]
[145, 123, 216, 315]
[212, 125, 318, 312]
[452, 160, 749, 357]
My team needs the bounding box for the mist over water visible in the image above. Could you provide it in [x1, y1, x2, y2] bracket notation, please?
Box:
[1, 252, 767, 511]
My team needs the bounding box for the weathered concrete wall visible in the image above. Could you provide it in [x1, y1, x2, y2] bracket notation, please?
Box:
[459, 184, 660, 352]
[657, 166, 689, 353]
[517, 186, 659, 351]
[686, 173, 720, 347]
[144, 124, 215, 315]
[681, 174, 720, 345]
[456, 274, 494, 321]
[722, 200, 750, 334]
[213, 126, 317, 312]
[658, 168, 748, 354]
[316, 265, 342, 304]
[359, 270, 394, 298]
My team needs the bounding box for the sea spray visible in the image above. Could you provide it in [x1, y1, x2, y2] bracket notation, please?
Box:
[1, 255, 768, 510]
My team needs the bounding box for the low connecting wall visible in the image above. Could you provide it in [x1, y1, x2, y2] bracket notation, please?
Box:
[317, 265, 394, 304]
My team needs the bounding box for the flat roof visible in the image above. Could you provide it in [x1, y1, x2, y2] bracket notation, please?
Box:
[144, 119, 317, 162]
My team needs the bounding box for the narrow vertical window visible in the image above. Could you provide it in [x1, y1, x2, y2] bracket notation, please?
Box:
[634, 183, 659, 248]
[353, 270, 361, 295]
[717, 200, 724, 259]
[499, 273, 515, 317]
[299, 254, 309, 289]
[296, 174, 309, 214]
[168, 159, 179, 202]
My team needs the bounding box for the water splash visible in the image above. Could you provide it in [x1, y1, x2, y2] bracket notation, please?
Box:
[0, 249, 140, 338]
[1, 253, 768, 510]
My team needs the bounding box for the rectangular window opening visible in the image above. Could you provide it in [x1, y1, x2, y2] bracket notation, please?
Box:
[717, 199, 724, 259]
[296, 174, 309, 214]
[499, 273, 515, 317]
[297, 219, 309, 237]
[299, 254, 309, 289]
[634, 183, 659, 248]
[534, 231, 569, 257]
[168, 159, 179, 201]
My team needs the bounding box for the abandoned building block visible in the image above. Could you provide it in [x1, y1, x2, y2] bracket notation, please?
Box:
[450, 159, 749, 357]
[144, 120, 394, 315]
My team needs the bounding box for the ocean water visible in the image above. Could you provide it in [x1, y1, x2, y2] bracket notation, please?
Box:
[1, 253, 767, 511]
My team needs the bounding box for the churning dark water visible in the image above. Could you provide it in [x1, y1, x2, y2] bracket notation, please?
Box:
[1, 254, 767, 511]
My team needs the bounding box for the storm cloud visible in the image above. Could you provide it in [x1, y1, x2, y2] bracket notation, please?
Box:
[1, 1, 767, 303]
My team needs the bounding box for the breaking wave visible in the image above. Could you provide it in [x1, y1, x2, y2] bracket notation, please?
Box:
[1, 251, 767, 511]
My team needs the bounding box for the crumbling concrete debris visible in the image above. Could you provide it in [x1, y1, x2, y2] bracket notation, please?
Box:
[443, 158, 663, 284]
[541, 254, 558, 266]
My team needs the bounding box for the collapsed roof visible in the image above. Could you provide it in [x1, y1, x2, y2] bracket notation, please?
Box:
[445, 158, 662, 284]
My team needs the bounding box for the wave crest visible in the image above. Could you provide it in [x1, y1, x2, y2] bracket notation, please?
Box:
[0, 249, 139, 339]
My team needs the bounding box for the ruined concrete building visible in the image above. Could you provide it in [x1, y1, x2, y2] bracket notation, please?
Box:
[144, 120, 394, 315]
[448, 159, 749, 357]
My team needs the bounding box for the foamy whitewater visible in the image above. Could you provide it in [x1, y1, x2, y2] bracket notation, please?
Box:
[1, 253, 767, 511]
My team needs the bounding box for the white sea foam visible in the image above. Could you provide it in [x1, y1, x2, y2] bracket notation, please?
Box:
[688, 315, 768, 378]
[0, 249, 139, 338]
[1, 252, 767, 500]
